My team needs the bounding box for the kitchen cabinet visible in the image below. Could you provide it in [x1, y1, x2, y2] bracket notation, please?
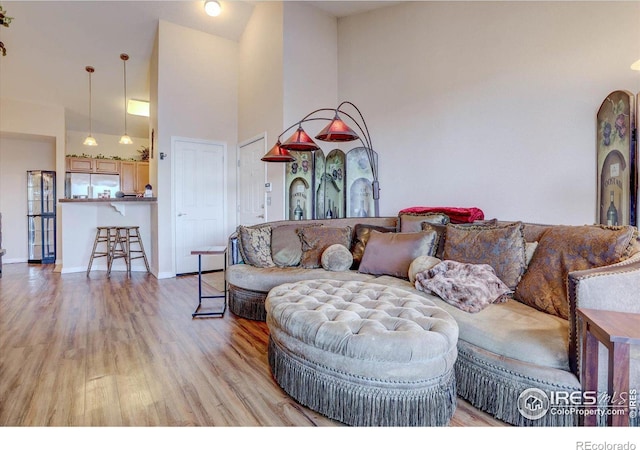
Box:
[95, 159, 120, 174]
[66, 157, 120, 174]
[66, 157, 93, 172]
[120, 161, 149, 194]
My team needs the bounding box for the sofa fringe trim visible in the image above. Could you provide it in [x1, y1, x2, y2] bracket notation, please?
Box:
[455, 347, 578, 426]
[268, 337, 456, 426]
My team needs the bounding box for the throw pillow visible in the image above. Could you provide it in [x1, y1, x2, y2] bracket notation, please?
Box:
[321, 244, 354, 272]
[358, 229, 439, 279]
[398, 212, 450, 233]
[237, 225, 276, 268]
[443, 221, 526, 290]
[298, 226, 353, 269]
[525, 241, 538, 267]
[408, 255, 442, 284]
[514, 225, 638, 319]
[350, 224, 397, 270]
[271, 223, 314, 267]
[414, 260, 511, 313]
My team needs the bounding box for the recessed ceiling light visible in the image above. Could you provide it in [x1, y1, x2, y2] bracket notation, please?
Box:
[204, 1, 222, 17]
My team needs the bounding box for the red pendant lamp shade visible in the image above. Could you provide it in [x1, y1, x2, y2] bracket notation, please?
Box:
[315, 114, 359, 142]
[280, 126, 320, 151]
[261, 141, 296, 162]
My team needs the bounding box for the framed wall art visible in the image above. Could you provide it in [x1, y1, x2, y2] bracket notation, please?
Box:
[596, 90, 637, 226]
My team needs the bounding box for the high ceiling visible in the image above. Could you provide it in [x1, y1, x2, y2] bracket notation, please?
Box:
[0, 1, 400, 140]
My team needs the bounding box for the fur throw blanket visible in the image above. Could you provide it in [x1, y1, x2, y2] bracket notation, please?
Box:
[414, 260, 511, 313]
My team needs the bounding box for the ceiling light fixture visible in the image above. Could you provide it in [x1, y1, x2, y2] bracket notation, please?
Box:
[83, 66, 98, 146]
[631, 59, 640, 71]
[127, 99, 150, 117]
[119, 53, 133, 145]
[204, 0, 222, 17]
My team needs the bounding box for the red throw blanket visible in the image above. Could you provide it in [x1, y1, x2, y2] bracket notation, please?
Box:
[398, 206, 484, 224]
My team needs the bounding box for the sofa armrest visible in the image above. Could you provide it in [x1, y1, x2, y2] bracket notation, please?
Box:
[567, 252, 640, 377]
[228, 232, 243, 265]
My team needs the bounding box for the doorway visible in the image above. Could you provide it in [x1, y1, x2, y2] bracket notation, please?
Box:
[237, 134, 267, 226]
[174, 137, 226, 275]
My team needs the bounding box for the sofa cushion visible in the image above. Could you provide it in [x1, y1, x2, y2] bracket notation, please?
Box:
[358, 229, 439, 279]
[350, 223, 397, 270]
[370, 275, 571, 371]
[298, 226, 353, 269]
[321, 244, 353, 272]
[270, 224, 307, 267]
[238, 225, 275, 268]
[515, 224, 638, 320]
[398, 212, 450, 233]
[227, 264, 377, 293]
[443, 221, 526, 290]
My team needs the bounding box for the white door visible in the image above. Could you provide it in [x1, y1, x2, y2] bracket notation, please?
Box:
[237, 135, 267, 226]
[174, 138, 226, 274]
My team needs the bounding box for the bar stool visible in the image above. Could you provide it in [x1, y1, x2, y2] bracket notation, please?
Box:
[110, 226, 150, 276]
[87, 226, 118, 276]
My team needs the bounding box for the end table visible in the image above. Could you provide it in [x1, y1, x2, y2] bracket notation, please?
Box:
[577, 307, 640, 426]
[190, 246, 227, 318]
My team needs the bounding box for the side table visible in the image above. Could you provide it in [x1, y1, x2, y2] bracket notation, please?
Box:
[190, 246, 227, 318]
[577, 307, 640, 426]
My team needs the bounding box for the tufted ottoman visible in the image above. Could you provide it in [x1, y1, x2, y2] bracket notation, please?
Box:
[265, 279, 459, 426]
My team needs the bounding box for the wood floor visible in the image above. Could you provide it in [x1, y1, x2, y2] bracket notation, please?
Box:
[0, 263, 505, 428]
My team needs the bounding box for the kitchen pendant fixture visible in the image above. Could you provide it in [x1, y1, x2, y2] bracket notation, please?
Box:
[119, 53, 133, 145]
[83, 66, 98, 146]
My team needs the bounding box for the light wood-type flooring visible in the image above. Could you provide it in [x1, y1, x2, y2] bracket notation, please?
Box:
[0, 263, 505, 428]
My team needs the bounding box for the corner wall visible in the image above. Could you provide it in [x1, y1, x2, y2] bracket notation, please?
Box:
[154, 20, 238, 278]
[338, 1, 640, 224]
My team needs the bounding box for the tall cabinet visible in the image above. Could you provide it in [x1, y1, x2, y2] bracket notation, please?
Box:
[27, 170, 56, 264]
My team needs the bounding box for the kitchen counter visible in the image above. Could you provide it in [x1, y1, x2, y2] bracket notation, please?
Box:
[59, 200, 155, 275]
[59, 197, 157, 203]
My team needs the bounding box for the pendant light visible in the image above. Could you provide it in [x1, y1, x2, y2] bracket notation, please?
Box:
[119, 53, 133, 145]
[261, 140, 296, 162]
[280, 125, 320, 151]
[83, 66, 98, 146]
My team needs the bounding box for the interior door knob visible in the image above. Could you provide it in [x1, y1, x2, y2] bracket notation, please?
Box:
[257, 215, 264, 218]
[178, 213, 187, 217]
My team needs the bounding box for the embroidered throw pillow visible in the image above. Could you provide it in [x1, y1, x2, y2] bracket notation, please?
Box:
[443, 221, 526, 290]
[514, 225, 637, 319]
[271, 224, 309, 267]
[238, 225, 275, 268]
[358, 229, 439, 279]
[298, 226, 353, 269]
[398, 212, 450, 233]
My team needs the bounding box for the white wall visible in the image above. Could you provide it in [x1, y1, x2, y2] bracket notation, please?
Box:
[0, 98, 66, 265]
[338, 1, 640, 225]
[0, 135, 56, 263]
[155, 20, 238, 277]
[238, 1, 285, 220]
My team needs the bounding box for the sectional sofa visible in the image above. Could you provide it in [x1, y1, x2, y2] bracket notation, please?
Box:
[226, 213, 640, 426]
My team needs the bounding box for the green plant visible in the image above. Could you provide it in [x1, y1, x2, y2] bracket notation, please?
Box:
[0, 4, 13, 56]
[138, 145, 150, 161]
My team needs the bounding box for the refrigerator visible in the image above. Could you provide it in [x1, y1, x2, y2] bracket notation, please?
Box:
[65, 172, 121, 199]
[27, 170, 56, 264]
